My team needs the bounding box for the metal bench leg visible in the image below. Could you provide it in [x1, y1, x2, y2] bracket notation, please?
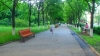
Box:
[22, 37, 25, 42]
[32, 34, 35, 37]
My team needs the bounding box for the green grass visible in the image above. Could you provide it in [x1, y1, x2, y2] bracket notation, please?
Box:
[0, 26, 49, 45]
[68, 25, 100, 53]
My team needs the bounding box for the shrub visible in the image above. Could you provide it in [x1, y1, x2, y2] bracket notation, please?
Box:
[15, 18, 28, 27]
[0, 18, 10, 26]
[31, 23, 37, 27]
[93, 27, 96, 33]
[93, 27, 100, 35]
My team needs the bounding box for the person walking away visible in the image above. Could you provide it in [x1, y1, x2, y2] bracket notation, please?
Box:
[50, 25, 54, 34]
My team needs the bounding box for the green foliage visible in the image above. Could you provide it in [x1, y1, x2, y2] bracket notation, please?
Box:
[0, 0, 12, 11]
[31, 15, 35, 22]
[93, 27, 100, 35]
[0, 10, 11, 20]
[31, 23, 37, 27]
[16, 2, 29, 20]
[15, 18, 28, 27]
[0, 18, 11, 26]
[45, 0, 64, 23]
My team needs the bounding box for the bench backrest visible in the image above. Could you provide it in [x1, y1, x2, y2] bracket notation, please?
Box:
[19, 28, 31, 36]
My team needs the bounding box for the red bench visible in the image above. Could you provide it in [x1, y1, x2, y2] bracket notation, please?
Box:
[19, 28, 35, 42]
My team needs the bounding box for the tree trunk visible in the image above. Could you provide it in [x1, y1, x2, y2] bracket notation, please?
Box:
[38, 9, 40, 27]
[42, 2, 44, 26]
[28, 0, 31, 28]
[12, 0, 18, 35]
[46, 13, 48, 25]
[90, 0, 95, 37]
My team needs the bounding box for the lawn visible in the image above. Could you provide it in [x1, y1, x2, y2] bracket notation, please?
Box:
[0, 26, 49, 45]
[68, 25, 100, 53]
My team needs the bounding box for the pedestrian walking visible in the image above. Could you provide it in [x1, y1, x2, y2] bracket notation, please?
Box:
[50, 25, 54, 34]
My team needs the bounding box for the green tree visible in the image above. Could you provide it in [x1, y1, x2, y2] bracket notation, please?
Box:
[0, 0, 18, 35]
[45, 0, 63, 24]
[84, 0, 100, 37]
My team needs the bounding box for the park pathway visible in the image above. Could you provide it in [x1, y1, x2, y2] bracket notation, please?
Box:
[0, 24, 97, 56]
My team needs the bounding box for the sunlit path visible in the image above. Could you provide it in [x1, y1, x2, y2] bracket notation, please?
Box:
[0, 24, 97, 56]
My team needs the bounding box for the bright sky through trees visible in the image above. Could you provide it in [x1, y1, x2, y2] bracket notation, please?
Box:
[62, 0, 65, 2]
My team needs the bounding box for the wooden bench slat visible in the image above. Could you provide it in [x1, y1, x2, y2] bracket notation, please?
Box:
[21, 33, 33, 37]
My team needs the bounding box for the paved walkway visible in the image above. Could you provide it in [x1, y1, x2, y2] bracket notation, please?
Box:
[0, 25, 97, 56]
